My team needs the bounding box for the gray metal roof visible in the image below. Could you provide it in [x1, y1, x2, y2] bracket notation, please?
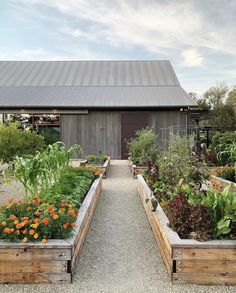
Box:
[0, 60, 196, 109]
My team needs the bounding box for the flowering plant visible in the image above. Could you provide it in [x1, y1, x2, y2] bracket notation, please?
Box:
[0, 196, 78, 242]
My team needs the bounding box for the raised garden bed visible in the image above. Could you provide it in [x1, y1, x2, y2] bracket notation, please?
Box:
[86, 157, 110, 179]
[131, 164, 147, 178]
[137, 174, 236, 286]
[128, 158, 147, 178]
[211, 175, 236, 192]
[0, 175, 102, 284]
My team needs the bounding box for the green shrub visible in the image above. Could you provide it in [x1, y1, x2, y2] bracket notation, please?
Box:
[128, 128, 159, 166]
[0, 122, 45, 163]
[211, 131, 236, 165]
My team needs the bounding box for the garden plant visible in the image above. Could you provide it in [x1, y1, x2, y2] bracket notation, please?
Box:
[128, 127, 159, 166]
[0, 142, 100, 243]
[143, 132, 236, 241]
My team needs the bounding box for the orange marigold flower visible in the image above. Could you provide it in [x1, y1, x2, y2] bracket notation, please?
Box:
[53, 214, 59, 220]
[16, 223, 22, 229]
[34, 218, 40, 223]
[21, 217, 29, 221]
[69, 209, 74, 216]
[34, 211, 40, 217]
[22, 237, 28, 243]
[71, 222, 76, 228]
[41, 239, 47, 244]
[21, 230, 27, 235]
[29, 229, 35, 236]
[4, 228, 14, 234]
[34, 233, 39, 239]
[16, 230, 20, 235]
[14, 220, 19, 225]
[1, 221, 7, 226]
[9, 214, 17, 220]
[63, 222, 69, 229]
[42, 218, 49, 225]
[27, 207, 32, 211]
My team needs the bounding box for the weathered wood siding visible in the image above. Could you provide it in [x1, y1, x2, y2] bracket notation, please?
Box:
[61, 111, 121, 158]
[61, 110, 187, 158]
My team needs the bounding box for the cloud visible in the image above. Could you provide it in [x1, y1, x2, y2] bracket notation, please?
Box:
[181, 49, 203, 67]
[8, 0, 236, 60]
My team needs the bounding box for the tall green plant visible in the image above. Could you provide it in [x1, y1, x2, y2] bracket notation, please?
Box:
[8, 142, 82, 196]
[128, 128, 159, 166]
[158, 135, 209, 189]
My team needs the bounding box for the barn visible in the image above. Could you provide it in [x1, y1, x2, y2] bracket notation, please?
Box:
[0, 60, 196, 158]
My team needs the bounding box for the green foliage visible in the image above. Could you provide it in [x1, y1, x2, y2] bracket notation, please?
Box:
[226, 87, 236, 113]
[0, 165, 98, 242]
[211, 131, 236, 165]
[0, 195, 78, 242]
[86, 153, 108, 165]
[202, 186, 236, 239]
[189, 92, 211, 110]
[128, 128, 159, 166]
[0, 122, 45, 163]
[8, 142, 83, 196]
[203, 84, 228, 108]
[45, 166, 97, 207]
[210, 105, 236, 128]
[158, 135, 209, 190]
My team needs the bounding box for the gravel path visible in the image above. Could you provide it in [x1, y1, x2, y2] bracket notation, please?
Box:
[0, 160, 234, 292]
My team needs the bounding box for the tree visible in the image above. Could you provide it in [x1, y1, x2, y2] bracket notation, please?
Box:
[210, 104, 236, 128]
[203, 83, 228, 109]
[226, 87, 236, 112]
[189, 92, 211, 110]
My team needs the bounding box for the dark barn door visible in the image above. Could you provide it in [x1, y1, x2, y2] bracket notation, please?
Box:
[121, 112, 149, 159]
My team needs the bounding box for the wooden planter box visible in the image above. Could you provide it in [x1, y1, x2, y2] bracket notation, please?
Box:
[86, 157, 110, 179]
[211, 175, 236, 192]
[0, 175, 102, 284]
[137, 175, 236, 286]
[131, 164, 147, 178]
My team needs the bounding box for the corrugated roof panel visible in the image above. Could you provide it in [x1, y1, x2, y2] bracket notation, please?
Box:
[0, 60, 196, 108]
[0, 60, 183, 87]
[0, 86, 196, 108]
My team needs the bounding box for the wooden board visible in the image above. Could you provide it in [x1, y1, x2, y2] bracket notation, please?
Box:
[0, 175, 102, 284]
[174, 248, 236, 261]
[137, 174, 236, 286]
[173, 272, 236, 286]
[0, 273, 71, 284]
[137, 178, 173, 277]
[176, 260, 236, 274]
[0, 261, 68, 273]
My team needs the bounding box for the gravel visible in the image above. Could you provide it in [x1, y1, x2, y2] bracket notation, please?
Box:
[0, 160, 235, 292]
